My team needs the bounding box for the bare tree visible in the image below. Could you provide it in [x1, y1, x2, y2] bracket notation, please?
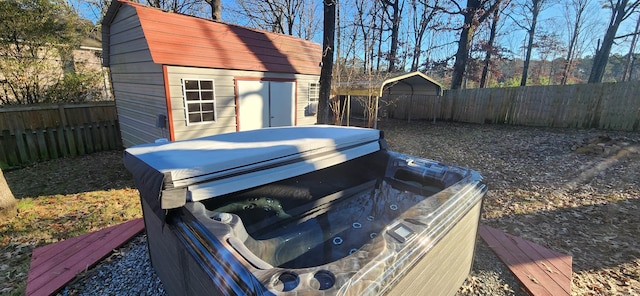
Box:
[146, 0, 204, 14]
[73, 0, 215, 21]
[204, 0, 221, 20]
[588, 0, 640, 83]
[535, 31, 566, 84]
[0, 169, 17, 219]
[560, 0, 595, 84]
[381, 0, 404, 72]
[353, 0, 377, 71]
[511, 0, 554, 86]
[622, 14, 640, 81]
[479, 5, 504, 87]
[69, 0, 111, 22]
[449, 0, 502, 89]
[233, 0, 320, 39]
[318, 0, 336, 124]
[409, 0, 440, 71]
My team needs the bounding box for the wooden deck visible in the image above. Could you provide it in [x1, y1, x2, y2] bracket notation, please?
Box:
[478, 225, 572, 296]
[26, 218, 145, 296]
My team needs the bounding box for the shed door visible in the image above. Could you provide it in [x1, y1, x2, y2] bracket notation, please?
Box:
[237, 80, 295, 131]
[269, 81, 295, 127]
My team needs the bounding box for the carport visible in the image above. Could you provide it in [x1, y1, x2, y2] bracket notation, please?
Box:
[332, 72, 443, 128]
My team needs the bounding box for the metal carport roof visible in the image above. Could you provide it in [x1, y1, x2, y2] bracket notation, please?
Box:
[331, 72, 443, 127]
[332, 71, 443, 97]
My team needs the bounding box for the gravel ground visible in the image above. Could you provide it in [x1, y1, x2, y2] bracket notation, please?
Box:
[58, 235, 166, 296]
[58, 120, 639, 295]
[59, 235, 525, 296]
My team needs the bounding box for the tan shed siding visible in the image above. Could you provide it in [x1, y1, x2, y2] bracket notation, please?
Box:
[111, 82, 167, 147]
[292, 74, 319, 126]
[109, 7, 153, 63]
[166, 66, 239, 141]
[109, 5, 167, 147]
[166, 66, 319, 141]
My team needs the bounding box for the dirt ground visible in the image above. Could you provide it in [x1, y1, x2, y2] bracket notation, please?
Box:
[377, 119, 640, 295]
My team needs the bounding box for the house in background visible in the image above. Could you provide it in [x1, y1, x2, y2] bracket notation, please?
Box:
[102, 1, 322, 147]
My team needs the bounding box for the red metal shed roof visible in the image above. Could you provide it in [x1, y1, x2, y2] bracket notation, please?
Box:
[104, 1, 322, 75]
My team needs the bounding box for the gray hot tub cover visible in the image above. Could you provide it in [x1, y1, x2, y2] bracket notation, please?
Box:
[124, 125, 382, 218]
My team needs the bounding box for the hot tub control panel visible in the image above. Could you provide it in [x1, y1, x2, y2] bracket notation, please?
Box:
[388, 223, 415, 243]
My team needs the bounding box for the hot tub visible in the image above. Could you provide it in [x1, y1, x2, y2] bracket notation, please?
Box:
[124, 125, 486, 295]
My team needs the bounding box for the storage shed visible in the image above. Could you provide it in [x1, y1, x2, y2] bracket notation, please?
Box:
[333, 72, 443, 127]
[102, 1, 322, 147]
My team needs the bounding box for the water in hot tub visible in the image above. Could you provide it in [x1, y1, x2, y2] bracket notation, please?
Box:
[212, 179, 443, 269]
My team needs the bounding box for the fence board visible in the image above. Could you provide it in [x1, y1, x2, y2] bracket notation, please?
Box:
[433, 82, 639, 131]
[0, 120, 121, 168]
[0, 139, 7, 166]
[36, 130, 48, 161]
[65, 127, 77, 157]
[15, 130, 30, 164]
[84, 124, 94, 154]
[2, 130, 18, 166]
[74, 127, 86, 156]
[92, 124, 103, 152]
[56, 127, 68, 158]
[0, 102, 121, 167]
[47, 128, 58, 160]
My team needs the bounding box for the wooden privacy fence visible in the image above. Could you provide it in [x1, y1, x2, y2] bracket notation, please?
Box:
[0, 102, 121, 168]
[385, 81, 640, 131]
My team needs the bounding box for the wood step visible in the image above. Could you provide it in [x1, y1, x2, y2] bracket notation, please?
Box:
[26, 218, 145, 296]
[478, 225, 572, 296]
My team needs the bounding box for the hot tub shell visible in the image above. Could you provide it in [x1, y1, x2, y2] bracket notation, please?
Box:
[125, 125, 486, 295]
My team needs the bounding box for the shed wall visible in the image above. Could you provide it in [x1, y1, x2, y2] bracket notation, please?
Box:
[165, 66, 318, 141]
[382, 84, 440, 120]
[108, 6, 168, 147]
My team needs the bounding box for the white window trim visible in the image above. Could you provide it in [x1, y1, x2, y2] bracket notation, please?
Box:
[181, 78, 217, 126]
[307, 82, 319, 116]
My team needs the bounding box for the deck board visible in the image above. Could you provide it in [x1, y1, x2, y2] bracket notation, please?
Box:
[478, 225, 572, 296]
[26, 218, 145, 296]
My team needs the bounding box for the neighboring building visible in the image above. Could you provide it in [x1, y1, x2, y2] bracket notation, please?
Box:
[102, 1, 322, 147]
[0, 32, 107, 104]
[332, 72, 443, 127]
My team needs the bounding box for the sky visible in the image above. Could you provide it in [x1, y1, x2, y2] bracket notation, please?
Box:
[70, 0, 639, 61]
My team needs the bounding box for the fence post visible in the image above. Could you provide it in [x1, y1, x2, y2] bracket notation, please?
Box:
[36, 129, 48, 161]
[58, 103, 68, 127]
[15, 130, 30, 164]
[2, 130, 18, 166]
[46, 128, 58, 159]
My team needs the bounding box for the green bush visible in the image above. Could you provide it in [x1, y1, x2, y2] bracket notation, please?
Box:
[45, 72, 103, 103]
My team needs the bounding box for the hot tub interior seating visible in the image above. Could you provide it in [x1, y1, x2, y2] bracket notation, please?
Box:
[183, 150, 464, 270]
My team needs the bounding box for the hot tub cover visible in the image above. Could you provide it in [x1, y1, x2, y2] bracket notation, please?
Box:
[124, 125, 382, 217]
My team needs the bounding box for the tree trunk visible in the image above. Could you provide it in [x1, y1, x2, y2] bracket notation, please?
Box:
[480, 8, 500, 88]
[207, 0, 221, 20]
[521, 0, 542, 86]
[318, 0, 336, 124]
[451, 0, 501, 89]
[383, 0, 401, 72]
[560, 0, 588, 85]
[623, 14, 640, 81]
[410, 0, 436, 72]
[451, 1, 477, 89]
[589, 0, 629, 83]
[0, 168, 17, 219]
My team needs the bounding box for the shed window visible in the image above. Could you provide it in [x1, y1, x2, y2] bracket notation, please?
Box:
[307, 82, 319, 116]
[182, 79, 216, 125]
